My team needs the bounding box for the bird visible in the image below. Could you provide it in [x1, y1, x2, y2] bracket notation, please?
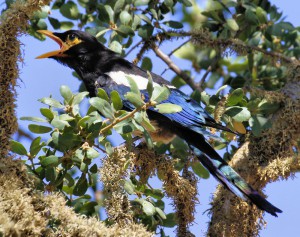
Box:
[36, 29, 282, 217]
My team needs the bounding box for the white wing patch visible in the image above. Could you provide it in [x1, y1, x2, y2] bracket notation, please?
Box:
[105, 71, 174, 90]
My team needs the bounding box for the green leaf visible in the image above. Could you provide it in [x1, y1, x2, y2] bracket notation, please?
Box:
[73, 174, 88, 196]
[90, 97, 114, 119]
[114, 0, 125, 13]
[28, 124, 52, 134]
[20, 116, 47, 123]
[249, 114, 271, 137]
[155, 103, 182, 113]
[90, 164, 98, 173]
[59, 114, 75, 121]
[134, 111, 155, 132]
[163, 20, 183, 29]
[171, 75, 186, 89]
[256, 7, 268, 24]
[245, 9, 259, 25]
[126, 76, 141, 96]
[145, 188, 164, 200]
[258, 99, 280, 115]
[225, 19, 239, 31]
[124, 179, 135, 195]
[51, 118, 70, 130]
[39, 97, 64, 108]
[77, 116, 90, 128]
[60, 85, 73, 102]
[40, 108, 54, 120]
[59, 1, 80, 20]
[109, 40, 122, 54]
[226, 88, 244, 106]
[72, 92, 89, 105]
[114, 118, 134, 134]
[142, 200, 156, 216]
[86, 148, 99, 159]
[178, 0, 192, 7]
[51, 131, 82, 152]
[105, 142, 113, 155]
[191, 161, 209, 179]
[138, 24, 154, 39]
[97, 4, 110, 23]
[216, 85, 228, 96]
[141, 57, 152, 72]
[41, 155, 59, 167]
[45, 167, 56, 182]
[151, 86, 170, 103]
[146, 72, 154, 99]
[134, 0, 150, 6]
[120, 10, 132, 25]
[60, 21, 74, 31]
[37, 19, 47, 29]
[124, 92, 145, 108]
[10, 140, 27, 155]
[30, 137, 44, 157]
[115, 25, 135, 37]
[97, 88, 110, 101]
[132, 15, 141, 30]
[111, 90, 123, 110]
[65, 173, 75, 187]
[48, 17, 61, 29]
[162, 213, 177, 227]
[225, 106, 251, 122]
[155, 207, 166, 219]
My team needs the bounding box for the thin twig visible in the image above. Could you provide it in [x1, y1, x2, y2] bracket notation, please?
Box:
[151, 42, 202, 92]
[94, 144, 106, 153]
[168, 39, 191, 57]
[198, 55, 220, 88]
[99, 102, 155, 135]
[125, 39, 143, 58]
[199, 65, 212, 88]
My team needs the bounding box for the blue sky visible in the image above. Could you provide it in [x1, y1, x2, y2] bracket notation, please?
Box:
[13, 1, 300, 236]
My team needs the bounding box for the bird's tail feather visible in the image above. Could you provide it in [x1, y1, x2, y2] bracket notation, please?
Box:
[189, 144, 282, 217]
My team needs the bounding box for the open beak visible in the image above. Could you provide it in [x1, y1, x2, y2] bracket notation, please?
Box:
[36, 30, 69, 59]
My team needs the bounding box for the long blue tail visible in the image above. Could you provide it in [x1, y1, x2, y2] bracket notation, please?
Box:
[190, 145, 282, 216]
[180, 126, 282, 216]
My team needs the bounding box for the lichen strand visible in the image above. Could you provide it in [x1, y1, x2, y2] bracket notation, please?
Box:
[0, 158, 47, 237]
[99, 147, 135, 225]
[0, 0, 51, 157]
[207, 62, 300, 236]
[133, 147, 198, 237]
[0, 158, 152, 237]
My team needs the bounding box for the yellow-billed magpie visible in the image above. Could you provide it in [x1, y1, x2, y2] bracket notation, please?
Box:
[36, 30, 282, 216]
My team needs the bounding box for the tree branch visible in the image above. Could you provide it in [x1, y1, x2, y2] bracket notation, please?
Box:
[150, 42, 202, 92]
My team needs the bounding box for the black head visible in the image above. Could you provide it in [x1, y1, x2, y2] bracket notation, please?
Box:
[36, 30, 114, 75]
[36, 30, 106, 58]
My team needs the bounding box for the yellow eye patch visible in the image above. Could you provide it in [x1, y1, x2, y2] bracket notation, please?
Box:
[66, 34, 82, 46]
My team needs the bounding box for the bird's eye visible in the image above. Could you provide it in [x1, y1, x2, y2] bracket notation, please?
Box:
[68, 34, 77, 41]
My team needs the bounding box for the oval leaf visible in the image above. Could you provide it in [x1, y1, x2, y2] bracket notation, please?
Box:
[41, 155, 58, 167]
[10, 140, 27, 155]
[226, 88, 244, 106]
[60, 85, 73, 102]
[28, 124, 52, 134]
[90, 97, 114, 119]
[151, 86, 170, 103]
[111, 90, 123, 110]
[142, 200, 156, 216]
[39, 97, 64, 108]
[155, 103, 182, 114]
[73, 174, 88, 196]
[225, 106, 251, 122]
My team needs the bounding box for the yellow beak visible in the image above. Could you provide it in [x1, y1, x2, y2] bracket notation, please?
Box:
[36, 30, 70, 59]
